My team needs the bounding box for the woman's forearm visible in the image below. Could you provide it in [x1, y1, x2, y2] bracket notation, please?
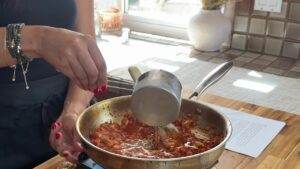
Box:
[1, 24, 106, 90]
[62, 0, 98, 115]
[75, 0, 95, 37]
[62, 81, 94, 115]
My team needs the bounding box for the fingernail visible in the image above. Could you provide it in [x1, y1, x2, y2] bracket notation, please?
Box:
[101, 84, 108, 92]
[55, 132, 62, 140]
[51, 123, 58, 130]
[77, 142, 84, 151]
[93, 88, 100, 96]
[56, 122, 62, 127]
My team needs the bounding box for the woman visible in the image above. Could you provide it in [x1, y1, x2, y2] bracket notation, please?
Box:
[0, 0, 107, 168]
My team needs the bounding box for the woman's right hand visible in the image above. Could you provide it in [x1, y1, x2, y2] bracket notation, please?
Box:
[22, 26, 107, 90]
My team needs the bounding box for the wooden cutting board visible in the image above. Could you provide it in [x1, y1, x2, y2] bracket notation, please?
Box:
[34, 91, 300, 169]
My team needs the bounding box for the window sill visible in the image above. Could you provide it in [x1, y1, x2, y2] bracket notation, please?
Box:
[122, 14, 189, 40]
[99, 29, 191, 46]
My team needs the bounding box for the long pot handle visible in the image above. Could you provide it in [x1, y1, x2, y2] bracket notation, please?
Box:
[189, 61, 233, 99]
[128, 66, 142, 83]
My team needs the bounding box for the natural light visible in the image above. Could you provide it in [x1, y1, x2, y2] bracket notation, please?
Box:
[162, 55, 196, 63]
[142, 60, 180, 72]
[233, 79, 275, 93]
[248, 71, 263, 78]
[128, 0, 201, 26]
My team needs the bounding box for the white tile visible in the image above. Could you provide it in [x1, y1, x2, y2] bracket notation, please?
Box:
[291, 66, 300, 72]
[259, 55, 278, 61]
[263, 67, 285, 75]
[225, 49, 244, 55]
[235, 56, 255, 62]
[241, 52, 261, 58]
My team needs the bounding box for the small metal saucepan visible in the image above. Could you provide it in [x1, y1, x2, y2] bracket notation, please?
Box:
[129, 67, 182, 126]
[129, 61, 233, 126]
[76, 61, 233, 169]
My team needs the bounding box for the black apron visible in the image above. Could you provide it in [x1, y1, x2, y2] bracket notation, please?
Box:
[0, 74, 69, 169]
[0, 1, 76, 168]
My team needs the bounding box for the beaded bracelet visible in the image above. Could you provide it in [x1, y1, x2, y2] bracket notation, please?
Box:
[6, 23, 33, 89]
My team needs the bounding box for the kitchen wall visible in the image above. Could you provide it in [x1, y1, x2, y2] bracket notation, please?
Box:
[230, 0, 300, 59]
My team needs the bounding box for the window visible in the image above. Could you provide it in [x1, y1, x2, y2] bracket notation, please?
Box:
[95, 0, 201, 39]
[126, 0, 200, 26]
[125, 0, 201, 39]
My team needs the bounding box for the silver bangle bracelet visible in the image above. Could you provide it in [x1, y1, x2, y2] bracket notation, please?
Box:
[6, 23, 33, 90]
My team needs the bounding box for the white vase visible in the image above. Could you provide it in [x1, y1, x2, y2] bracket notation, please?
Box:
[188, 9, 231, 51]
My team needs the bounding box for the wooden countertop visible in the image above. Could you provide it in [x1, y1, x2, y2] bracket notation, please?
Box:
[35, 92, 300, 169]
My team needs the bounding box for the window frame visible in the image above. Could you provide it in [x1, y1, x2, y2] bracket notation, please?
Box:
[116, 0, 235, 40]
[120, 0, 189, 39]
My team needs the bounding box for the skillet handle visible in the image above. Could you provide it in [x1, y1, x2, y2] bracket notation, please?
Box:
[128, 66, 142, 83]
[189, 61, 233, 99]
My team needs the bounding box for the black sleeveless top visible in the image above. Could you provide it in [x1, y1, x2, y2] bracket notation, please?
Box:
[0, 0, 77, 84]
[0, 2, 77, 168]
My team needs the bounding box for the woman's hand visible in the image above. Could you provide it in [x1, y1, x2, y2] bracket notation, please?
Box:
[22, 26, 107, 91]
[49, 112, 83, 163]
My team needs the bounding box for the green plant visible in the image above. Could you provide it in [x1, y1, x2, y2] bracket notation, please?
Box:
[202, 0, 238, 10]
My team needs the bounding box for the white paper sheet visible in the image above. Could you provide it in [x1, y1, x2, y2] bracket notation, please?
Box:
[207, 104, 286, 158]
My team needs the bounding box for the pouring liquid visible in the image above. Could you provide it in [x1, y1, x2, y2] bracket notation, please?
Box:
[153, 125, 180, 150]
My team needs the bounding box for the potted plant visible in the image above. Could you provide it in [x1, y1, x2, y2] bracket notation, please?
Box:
[188, 0, 235, 51]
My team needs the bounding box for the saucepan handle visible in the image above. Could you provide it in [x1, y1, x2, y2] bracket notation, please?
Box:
[189, 61, 233, 99]
[128, 66, 142, 83]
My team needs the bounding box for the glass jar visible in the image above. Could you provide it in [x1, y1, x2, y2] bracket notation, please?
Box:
[94, 0, 122, 33]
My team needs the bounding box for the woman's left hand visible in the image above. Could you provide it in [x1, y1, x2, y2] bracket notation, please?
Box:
[49, 112, 84, 163]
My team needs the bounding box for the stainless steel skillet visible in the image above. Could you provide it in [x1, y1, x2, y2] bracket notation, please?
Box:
[76, 62, 233, 169]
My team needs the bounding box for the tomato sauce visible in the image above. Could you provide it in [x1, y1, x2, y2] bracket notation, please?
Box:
[89, 113, 223, 158]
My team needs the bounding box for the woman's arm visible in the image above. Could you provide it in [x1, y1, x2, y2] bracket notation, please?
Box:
[75, 0, 96, 37]
[49, 0, 107, 163]
[0, 24, 106, 90]
[0, 26, 41, 67]
[62, 0, 101, 115]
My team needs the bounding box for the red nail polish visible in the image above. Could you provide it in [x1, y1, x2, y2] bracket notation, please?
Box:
[93, 88, 100, 96]
[93, 89, 98, 95]
[51, 122, 62, 130]
[97, 86, 101, 93]
[101, 84, 108, 92]
[55, 132, 62, 140]
[51, 123, 57, 130]
[77, 142, 84, 151]
[56, 122, 62, 127]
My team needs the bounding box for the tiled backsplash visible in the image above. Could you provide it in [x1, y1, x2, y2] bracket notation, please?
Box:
[231, 0, 300, 59]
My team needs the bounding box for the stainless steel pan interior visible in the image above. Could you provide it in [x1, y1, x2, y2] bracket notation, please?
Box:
[76, 96, 232, 169]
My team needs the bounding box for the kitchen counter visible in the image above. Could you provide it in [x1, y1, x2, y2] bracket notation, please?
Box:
[99, 35, 300, 115]
[35, 91, 300, 169]
[35, 35, 300, 168]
